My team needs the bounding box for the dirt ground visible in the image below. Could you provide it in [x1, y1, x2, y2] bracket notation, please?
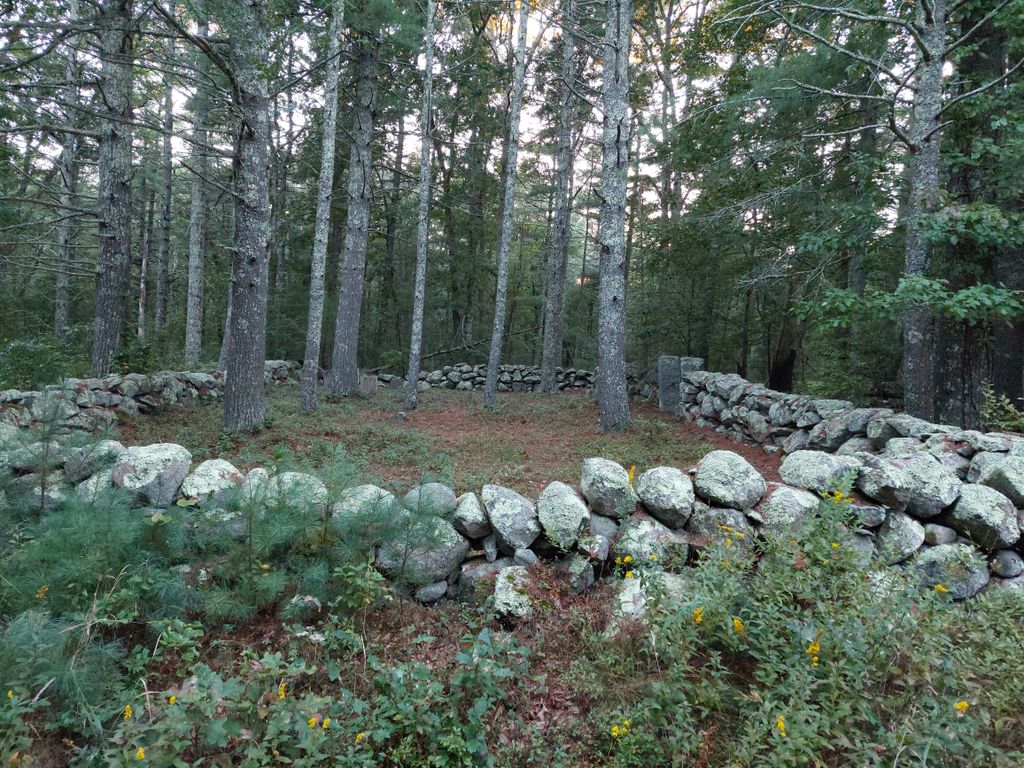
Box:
[121, 385, 782, 496]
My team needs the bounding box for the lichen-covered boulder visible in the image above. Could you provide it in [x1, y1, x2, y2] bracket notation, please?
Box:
[245, 471, 328, 509]
[888, 453, 962, 520]
[687, 502, 755, 552]
[779, 451, 860, 494]
[577, 532, 610, 562]
[560, 553, 595, 594]
[77, 467, 114, 501]
[945, 484, 1019, 551]
[63, 439, 126, 483]
[968, 451, 1004, 483]
[402, 482, 457, 516]
[414, 581, 449, 604]
[331, 484, 397, 526]
[613, 514, 689, 567]
[694, 451, 765, 510]
[610, 571, 691, 628]
[915, 543, 989, 599]
[978, 455, 1024, 506]
[580, 458, 638, 518]
[482, 484, 540, 555]
[635, 467, 694, 528]
[111, 443, 192, 505]
[757, 484, 820, 536]
[180, 458, 244, 501]
[493, 565, 533, 619]
[924, 523, 958, 545]
[876, 511, 925, 565]
[537, 481, 589, 550]
[855, 454, 911, 511]
[452, 492, 490, 539]
[458, 557, 513, 600]
[376, 516, 470, 585]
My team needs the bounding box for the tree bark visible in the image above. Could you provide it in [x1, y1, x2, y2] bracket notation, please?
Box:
[155, 38, 173, 333]
[483, 0, 530, 408]
[223, 1, 272, 432]
[596, 0, 633, 431]
[137, 185, 154, 340]
[901, 0, 946, 420]
[539, 0, 578, 394]
[184, 21, 210, 366]
[301, 0, 346, 413]
[404, 0, 436, 410]
[329, 37, 379, 396]
[55, 7, 79, 343]
[90, 0, 135, 376]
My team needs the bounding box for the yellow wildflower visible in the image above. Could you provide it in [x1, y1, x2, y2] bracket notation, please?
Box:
[831, 542, 841, 549]
[36, 585, 48, 600]
[725, 537, 733, 548]
[614, 556, 622, 566]
[623, 555, 633, 564]
[692, 606, 704, 625]
[123, 704, 133, 720]
[167, 695, 176, 705]
[806, 629, 823, 661]
[776, 715, 786, 738]
[355, 731, 366, 745]
[628, 465, 636, 485]
[135, 747, 145, 760]
[611, 725, 620, 738]
[277, 681, 286, 701]
[649, 555, 658, 562]
[6, 690, 11, 700]
[732, 617, 746, 637]
[308, 715, 319, 728]
[934, 583, 949, 594]
[322, 718, 331, 730]
[624, 570, 634, 579]
[955, 700, 969, 714]
[62, 738, 76, 748]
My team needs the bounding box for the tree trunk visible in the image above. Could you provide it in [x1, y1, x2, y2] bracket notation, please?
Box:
[329, 37, 379, 396]
[184, 21, 210, 366]
[301, 0, 345, 413]
[483, 0, 530, 408]
[223, 2, 272, 432]
[55, 18, 79, 343]
[137, 186, 154, 340]
[155, 38, 173, 333]
[539, 0, 578, 394]
[596, 0, 633, 431]
[90, 0, 135, 376]
[404, 0, 436, 410]
[380, 122, 405, 350]
[901, 0, 946, 420]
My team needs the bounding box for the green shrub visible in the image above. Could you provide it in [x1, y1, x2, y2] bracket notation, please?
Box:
[0, 337, 86, 389]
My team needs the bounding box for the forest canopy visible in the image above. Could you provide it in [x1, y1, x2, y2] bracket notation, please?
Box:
[0, 0, 1022, 431]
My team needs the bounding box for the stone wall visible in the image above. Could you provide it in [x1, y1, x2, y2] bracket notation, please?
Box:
[0, 360, 298, 431]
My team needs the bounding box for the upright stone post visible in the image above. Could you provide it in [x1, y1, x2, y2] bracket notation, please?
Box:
[657, 355, 681, 412]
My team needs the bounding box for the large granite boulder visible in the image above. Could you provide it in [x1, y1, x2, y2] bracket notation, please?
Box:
[612, 514, 690, 567]
[376, 516, 470, 585]
[757, 484, 820, 536]
[482, 484, 540, 555]
[63, 440, 126, 483]
[687, 501, 755, 553]
[635, 467, 694, 528]
[452, 492, 490, 539]
[855, 454, 912, 511]
[945, 484, 1020, 551]
[876, 511, 925, 565]
[180, 459, 244, 501]
[580, 458, 638, 518]
[537, 481, 589, 550]
[402, 482, 458, 516]
[694, 451, 765, 510]
[978, 455, 1024, 506]
[779, 451, 860, 494]
[915, 543, 989, 599]
[111, 443, 192, 505]
[888, 453, 962, 520]
[493, 565, 533, 619]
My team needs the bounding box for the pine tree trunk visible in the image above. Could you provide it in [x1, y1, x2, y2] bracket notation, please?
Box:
[483, 0, 530, 408]
[55, 20, 79, 343]
[901, 0, 946, 420]
[596, 0, 633, 431]
[90, 0, 134, 376]
[184, 21, 210, 366]
[329, 38, 379, 396]
[223, 2, 272, 432]
[404, 0, 436, 411]
[301, 0, 346, 413]
[380, 122, 404, 350]
[137, 187, 154, 340]
[539, 0, 578, 394]
[155, 39, 173, 333]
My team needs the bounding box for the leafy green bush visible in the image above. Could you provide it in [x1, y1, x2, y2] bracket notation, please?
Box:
[0, 337, 86, 389]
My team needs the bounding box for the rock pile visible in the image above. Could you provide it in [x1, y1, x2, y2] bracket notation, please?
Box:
[0, 360, 298, 432]
[5, 419, 1020, 617]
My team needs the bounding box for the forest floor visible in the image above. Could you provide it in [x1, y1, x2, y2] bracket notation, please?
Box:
[121, 385, 782, 494]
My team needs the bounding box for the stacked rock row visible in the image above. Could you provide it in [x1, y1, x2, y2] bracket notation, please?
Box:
[0, 361, 299, 432]
[6, 424, 1020, 617]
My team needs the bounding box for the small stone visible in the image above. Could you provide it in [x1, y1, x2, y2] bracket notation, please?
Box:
[452, 492, 490, 539]
[493, 565, 533, 619]
[991, 550, 1024, 578]
[513, 548, 539, 566]
[852, 504, 887, 529]
[482, 534, 498, 562]
[576, 533, 610, 562]
[876, 511, 925, 565]
[924, 523, 958, 545]
[888, 453, 962, 520]
[414, 581, 449, 604]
